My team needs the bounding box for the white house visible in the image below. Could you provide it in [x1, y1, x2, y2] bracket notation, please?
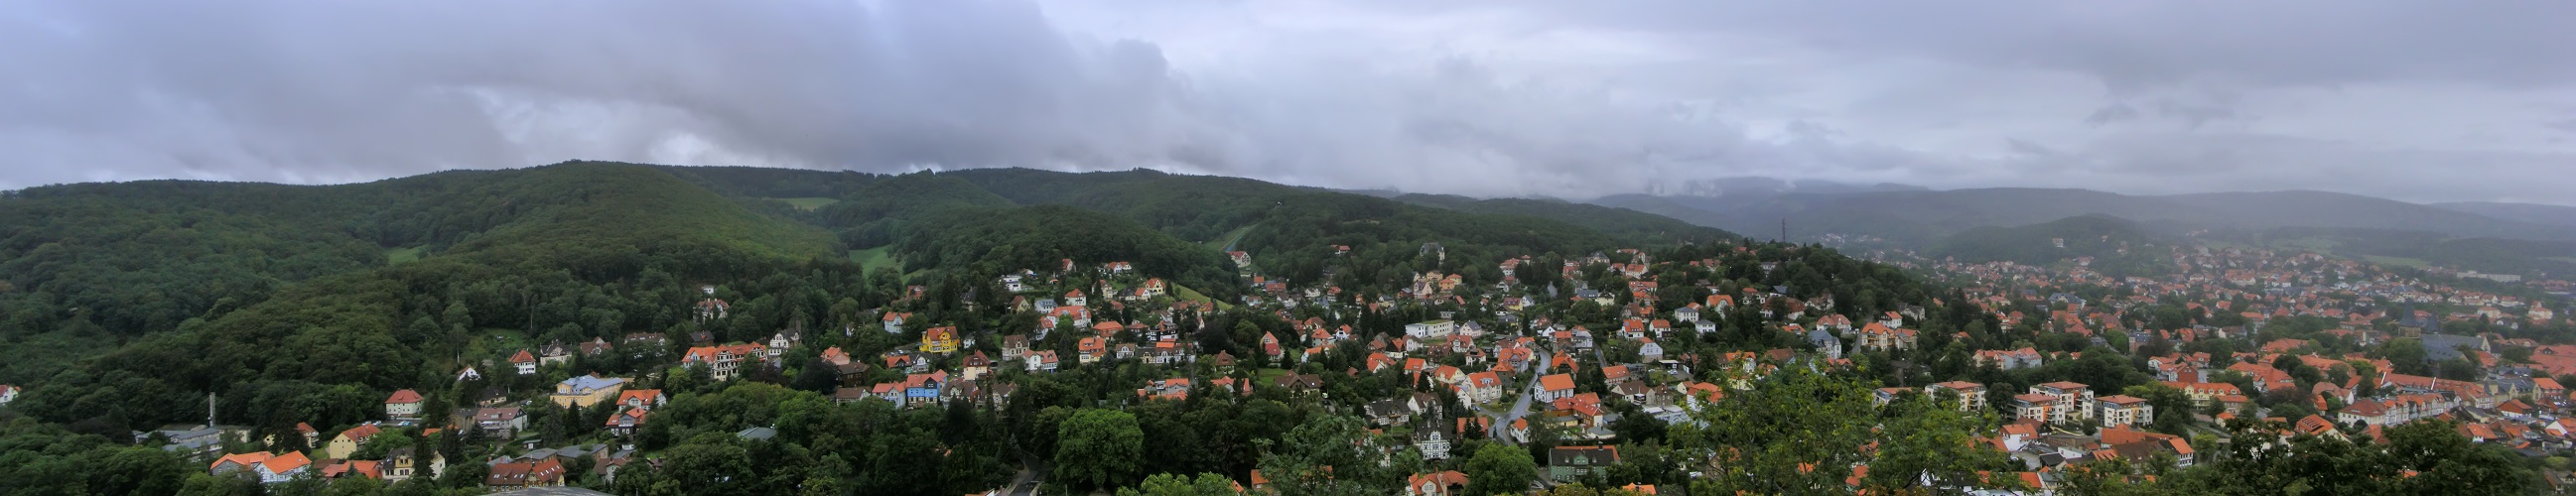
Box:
[1406, 320, 1458, 339]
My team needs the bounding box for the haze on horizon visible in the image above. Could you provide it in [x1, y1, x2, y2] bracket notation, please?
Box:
[4, 0, 2572, 205]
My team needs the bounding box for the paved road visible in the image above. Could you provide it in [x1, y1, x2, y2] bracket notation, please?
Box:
[1483, 348, 1554, 441]
[1005, 448, 1047, 495]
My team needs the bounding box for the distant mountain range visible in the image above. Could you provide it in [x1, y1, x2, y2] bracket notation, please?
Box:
[1579, 184, 2576, 245]
[2433, 201, 2576, 228]
[1561, 179, 2576, 277]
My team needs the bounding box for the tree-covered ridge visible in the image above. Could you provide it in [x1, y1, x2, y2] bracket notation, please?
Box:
[419, 163, 841, 268]
[1930, 213, 2176, 277]
[1392, 193, 1738, 247]
[814, 173, 1017, 249]
[0, 163, 841, 386]
[891, 204, 1240, 300]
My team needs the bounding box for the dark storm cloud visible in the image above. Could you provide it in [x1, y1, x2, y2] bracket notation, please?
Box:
[1557, 0, 2576, 89]
[0, 1, 1203, 186]
[1, 0, 2570, 204]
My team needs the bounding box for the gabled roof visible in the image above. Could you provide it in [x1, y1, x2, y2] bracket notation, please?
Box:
[263, 450, 313, 474]
[337, 424, 382, 443]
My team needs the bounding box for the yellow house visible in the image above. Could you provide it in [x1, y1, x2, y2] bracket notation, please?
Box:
[550, 375, 629, 408]
[324, 424, 383, 459]
[922, 326, 961, 354]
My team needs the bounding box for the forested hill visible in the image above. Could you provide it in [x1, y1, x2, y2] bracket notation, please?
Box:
[1928, 214, 2176, 276]
[669, 165, 1743, 288]
[0, 163, 839, 388]
[1390, 193, 1732, 247]
[1, 162, 1738, 425]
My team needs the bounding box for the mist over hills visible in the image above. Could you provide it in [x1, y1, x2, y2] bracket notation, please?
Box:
[2434, 201, 2576, 228]
[1552, 179, 2576, 278]
[1574, 183, 2576, 245]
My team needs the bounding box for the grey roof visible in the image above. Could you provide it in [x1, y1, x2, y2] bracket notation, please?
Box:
[737, 427, 776, 440]
[2422, 333, 2486, 361]
[1549, 446, 1619, 466]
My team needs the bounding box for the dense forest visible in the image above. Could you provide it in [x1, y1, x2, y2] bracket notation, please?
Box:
[1929, 214, 2177, 277]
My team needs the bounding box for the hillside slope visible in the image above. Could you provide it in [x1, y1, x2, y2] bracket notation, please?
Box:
[1392, 193, 1741, 246]
[1686, 187, 2576, 244]
[0, 163, 841, 388]
[1929, 214, 2175, 276]
[2434, 201, 2576, 228]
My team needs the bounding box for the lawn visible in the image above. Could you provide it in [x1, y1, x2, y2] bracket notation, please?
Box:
[1203, 224, 1257, 251]
[385, 246, 426, 265]
[849, 246, 898, 270]
[465, 327, 533, 363]
[2271, 236, 2341, 252]
[1172, 283, 1231, 310]
[1255, 368, 1291, 381]
[768, 197, 841, 211]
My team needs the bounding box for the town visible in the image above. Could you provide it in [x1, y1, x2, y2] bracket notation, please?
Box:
[8, 232, 2545, 494]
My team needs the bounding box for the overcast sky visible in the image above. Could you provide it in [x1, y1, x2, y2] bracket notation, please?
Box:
[5, 1, 2572, 204]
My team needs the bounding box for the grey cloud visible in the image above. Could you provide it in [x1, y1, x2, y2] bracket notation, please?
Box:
[1553, 1, 2576, 90]
[0, 1, 1200, 186]
[2546, 118, 2576, 135]
[2005, 138, 2058, 157]
[2151, 99, 2243, 129]
[0, 0, 2568, 206]
[2085, 104, 2140, 126]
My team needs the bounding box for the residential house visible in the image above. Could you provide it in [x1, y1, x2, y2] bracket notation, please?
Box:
[538, 341, 572, 366]
[2027, 382, 2096, 423]
[1926, 381, 1988, 412]
[1601, 365, 1632, 388]
[605, 408, 651, 436]
[1408, 470, 1469, 496]
[324, 424, 382, 459]
[904, 371, 949, 407]
[579, 337, 613, 356]
[921, 326, 961, 354]
[474, 407, 527, 436]
[1413, 428, 1454, 461]
[2097, 395, 2154, 428]
[1456, 372, 1504, 405]
[1026, 350, 1060, 372]
[486, 458, 566, 488]
[381, 447, 443, 482]
[510, 350, 538, 375]
[1856, 322, 1918, 351]
[1139, 378, 1192, 402]
[613, 390, 667, 412]
[681, 343, 768, 381]
[1537, 374, 1577, 403]
[881, 311, 911, 333]
[1973, 348, 2044, 370]
[1001, 335, 1029, 359]
[1407, 320, 1458, 339]
[384, 389, 425, 421]
[1807, 326, 1842, 360]
[962, 350, 994, 380]
[550, 375, 628, 408]
[1078, 336, 1109, 365]
[1548, 445, 1620, 482]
